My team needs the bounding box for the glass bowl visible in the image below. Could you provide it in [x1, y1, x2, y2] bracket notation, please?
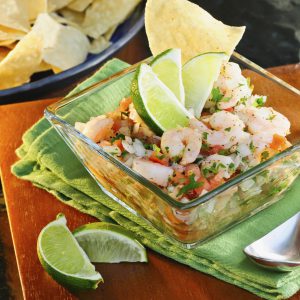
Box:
[45, 53, 300, 248]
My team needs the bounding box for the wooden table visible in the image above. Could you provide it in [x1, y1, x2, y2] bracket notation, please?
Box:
[1, 30, 300, 299]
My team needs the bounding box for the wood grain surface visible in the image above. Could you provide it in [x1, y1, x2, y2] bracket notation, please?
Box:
[1, 42, 300, 299]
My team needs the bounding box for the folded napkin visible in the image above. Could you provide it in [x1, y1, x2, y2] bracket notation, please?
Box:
[12, 59, 300, 300]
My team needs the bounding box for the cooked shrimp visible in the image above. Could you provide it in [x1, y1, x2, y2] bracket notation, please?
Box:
[237, 106, 290, 136]
[189, 118, 210, 133]
[206, 62, 251, 110]
[207, 111, 250, 148]
[132, 158, 173, 187]
[79, 116, 114, 143]
[201, 154, 235, 179]
[161, 128, 202, 165]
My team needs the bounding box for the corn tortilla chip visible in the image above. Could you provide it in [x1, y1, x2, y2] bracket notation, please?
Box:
[33, 13, 89, 70]
[0, 40, 16, 47]
[104, 25, 118, 41]
[68, 0, 93, 12]
[0, 0, 30, 32]
[48, 0, 73, 12]
[0, 47, 10, 62]
[26, 0, 47, 20]
[82, 0, 141, 39]
[145, 0, 245, 63]
[0, 25, 25, 41]
[89, 36, 111, 54]
[58, 8, 85, 26]
[0, 32, 43, 89]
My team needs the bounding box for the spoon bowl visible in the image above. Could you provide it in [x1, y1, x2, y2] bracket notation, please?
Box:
[244, 212, 300, 272]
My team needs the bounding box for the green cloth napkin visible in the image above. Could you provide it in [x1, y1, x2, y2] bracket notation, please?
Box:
[12, 59, 300, 300]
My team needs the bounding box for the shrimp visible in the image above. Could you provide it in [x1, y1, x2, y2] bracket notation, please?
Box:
[161, 128, 202, 165]
[207, 111, 250, 148]
[205, 62, 251, 110]
[236, 106, 290, 136]
[201, 154, 235, 179]
[77, 116, 114, 143]
[132, 158, 173, 187]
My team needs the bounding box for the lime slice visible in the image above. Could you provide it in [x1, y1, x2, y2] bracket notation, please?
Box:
[37, 214, 103, 289]
[150, 48, 185, 104]
[131, 63, 191, 135]
[73, 223, 147, 263]
[182, 52, 228, 117]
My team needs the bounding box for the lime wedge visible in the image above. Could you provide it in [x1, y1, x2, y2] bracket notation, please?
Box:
[182, 52, 228, 117]
[73, 223, 147, 263]
[37, 214, 103, 289]
[131, 63, 191, 135]
[150, 48, 185, 104]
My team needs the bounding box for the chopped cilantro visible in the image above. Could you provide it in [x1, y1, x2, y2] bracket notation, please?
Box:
[267, 114, 276, 121]
[261, 151, 269, 161]
[211, 87, 231, 105]
[201, 143, 209, 151]
[202, 162, 226, 178]
[218, 149, 230, 155]
[111, 133, 125, 143]
[121, 150, 128, 158]
[254, 97, 265, 107]
[229, 162, 235, 171]
[225, 127, 231, 132]
[202, 132, 208, 140]
[152, 144, 161, 153]
[249, 141, 255, 153]
[177, 174, 204, 197]
[165, 146, 170, 153]
[238, 83, 245, 87]
[211, 87, 224, 103]
[143, 143, 153, 150]
[239, 97, 247, 105]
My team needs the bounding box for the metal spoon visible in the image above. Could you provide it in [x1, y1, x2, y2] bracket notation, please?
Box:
[244, 212, 300, 272]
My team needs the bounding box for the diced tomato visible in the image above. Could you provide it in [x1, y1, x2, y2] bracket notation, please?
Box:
[224, 107, 234, 112]
[113, 139, 124, 151]
[170, 171, 188, 185]
[209, 175, 225, 190]
[119, 97, 132, 111]
[186, 176, 210, 199]
[149, 152, 169, 166]
[270, 134, 288, 151]
[201, 144, 224, 156]
[112, 119, 122, 132]
[209, 145, 224, 155]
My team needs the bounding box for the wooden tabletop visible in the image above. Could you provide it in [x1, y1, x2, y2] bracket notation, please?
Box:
[1, 31, 300, 300]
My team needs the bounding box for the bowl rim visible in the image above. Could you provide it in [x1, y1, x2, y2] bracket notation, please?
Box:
[0, 3, 145, 97]
[45, 52, 300, 210]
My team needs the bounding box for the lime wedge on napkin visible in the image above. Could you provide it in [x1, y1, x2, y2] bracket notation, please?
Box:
[150, 48, 185, 104]
[182, 52, 228, 117]
[73, 223, 147, 263]
[131, 63, 191, 135]
[37, 214, 103, 289]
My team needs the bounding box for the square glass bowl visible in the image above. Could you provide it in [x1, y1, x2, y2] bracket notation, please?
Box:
[45, 53, 300, 248]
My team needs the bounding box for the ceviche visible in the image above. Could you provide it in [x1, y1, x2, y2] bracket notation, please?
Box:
[75, 59, 291, 203]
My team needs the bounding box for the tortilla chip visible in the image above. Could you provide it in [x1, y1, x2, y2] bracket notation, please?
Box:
[0, 47, 10, 62]
[47, 0, 73, 12]
[145, 0, 245, 63]
[0, 32, 43, 89]
[0, 40, 16, 47]
[0, 25, 25, 41]
[0, 0, 30, 32]
[58, 8, 85, 26]
[26, 0, 47, 20]
[89, 36, 111, 54]
[82, 0, 141, 39]
[33, 13, 89, 70]
[104, 25, 118, 41]
[67, 0, 93, 12]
